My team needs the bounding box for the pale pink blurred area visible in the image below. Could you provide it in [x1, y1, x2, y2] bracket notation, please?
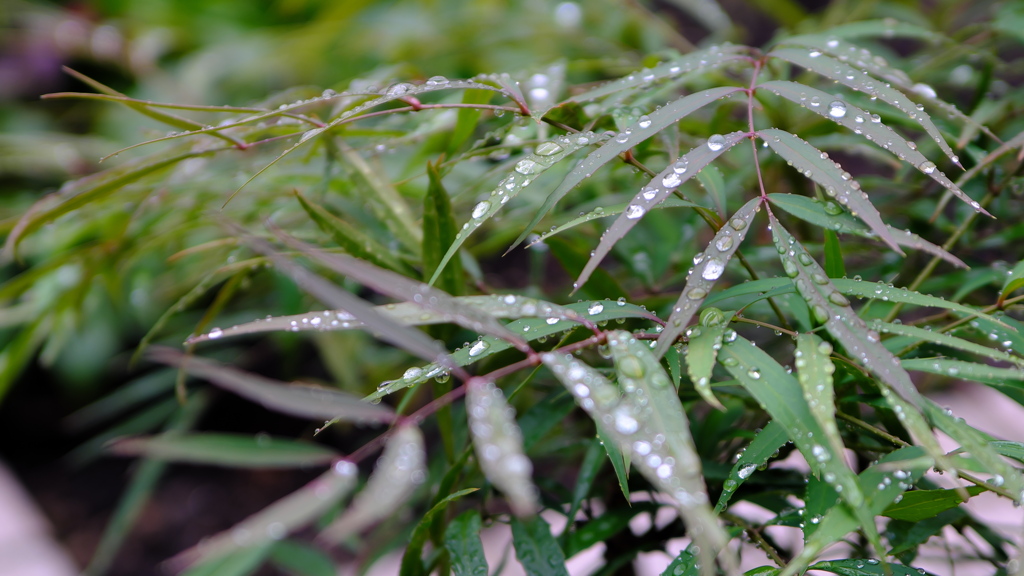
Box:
[0, 462, 79, 576]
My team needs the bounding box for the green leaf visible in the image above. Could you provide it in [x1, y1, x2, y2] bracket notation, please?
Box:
[596, 425, 631, 503]
[564, 438, 606, 542]
[823, 229, 845, 279]
[149, 349, 395, 424]
[180, 546, 271, 576]
[573, 131, 747, 290]
[901, 358, 1024, 386]
[510, 515, 569, 576]
[423, 159, 463, 296]
[660, 548, 700, 576]
[269, 540, 336, 576]
[684, 309, 735, 410]
[795, 334, 847, 492]
[870, 319, 1024, 367]
[715, 420, 789, 512]
[400, 488, 478, 576]
[295, 191, 409, 274]
[526, 197, 699, 248]
[1000, 260, 1024, 303]
[448, 89, 493, 155]
[809, 559, 935, 576]
[444, 511, 488, 576]
[107, 434, 339, 468]
[655, 197, 761, 358]
[882, 486, 985, 521]
[565, 504, 657, 558]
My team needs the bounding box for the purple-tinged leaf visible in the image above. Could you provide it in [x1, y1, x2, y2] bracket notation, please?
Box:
[149, 349, 395, 424]
[779, 19, 942, 43]
[794, 334, 848, 477]
[868, 319, 1024, 368]
[767, 193, 965, 268]
[108, 433, 338, 468]
[466, 378, 538, 516]
[369, 300, 659, 401]
[169, 460, 358, 569]
[568, 46, 749, 103]
[244, 233, 452, 365]
[319, 425, 427, 543]
[187, 295, 586, 344]
[574, 131, 747, 291]
[767, 48, 962, 169]
[654, 197, 761, 358]
[758, 80, 988, 216]
[759, 128, 901, 253]
[510, 87, 745, 252]
[429, 132, 599, 285]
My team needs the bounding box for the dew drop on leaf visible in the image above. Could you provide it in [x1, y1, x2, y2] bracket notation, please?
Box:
[706, 134, 726, 151]
[662, 173, 682, 188]
[702, 258, 725, 280]
[588, 302, 605, 315]
[472, 201, 491, 219]
[827, 100, 847, 118]
[515, 159, 540, 174]
[919, 161, 936, 174]
[535, 142, 563, 156]
[625, 204, 645, 219]
[468, 340, 490, 357]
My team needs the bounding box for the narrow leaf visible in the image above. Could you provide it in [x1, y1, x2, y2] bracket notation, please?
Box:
[107, 434, 338, 468]
[569, 46, 749, 103]
[269, 540, 336, 576]
[423, 160, 463, 295]
[655, 197, 761, 358]
[596, 425, 632, 502]
[431, 131, 598, 284]
[369, 300, 659, 400]
[527, 197, 699, 248]
[810, 559, 935, 576]
[823, 229, 845, 278]
[1001, 260, 1024, 303]
[766, 193, 965, 268]
[831, 278, 1005, 327]
[767, 47, 962, 169]
[759, 128, 900, 252]
[574, 131, 747, 290]
[399, 488, 478, 576]
[780, 19, 941, 42]
[319, 425, 427, 543]
[444, 511, 488, 576]
[510, 516, 570, 576]
[759, 80, 987, 216]
[170, 460, 358, 569]
[510, 87, 744, 252]
[564, 438, 606, 540]
[902, 358, 1024, 386]
[149, 349, 394, 424]
[467, 378, 538, 516]
[795, 334, 847, 478]
[869, 319, 1024, 367]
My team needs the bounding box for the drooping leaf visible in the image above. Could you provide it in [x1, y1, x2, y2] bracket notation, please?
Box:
[444, 511, 488, 576]
[869, 319, 1024, 367]
[759, 80, 987, 216]
[795, 334, 848, 482]
[431, 131, 598, 284]
[831, 278, 1006, 328]
[170, 460, 358, 569]
[574, 131, 747, 290]
[511, 87, 745, 252]
[758, 128, 900, 252]
[149, 349, 395, 424]
[319, 425, 427, 543]
[526, 196, 700, 248]
[766, 193, 964, 268]
[510, 515, 569, 576]
[655, 197, 762, 358]
[107, 434, 338, 468]
[466, 378, 538, 517]
[715, 420, 789, 512]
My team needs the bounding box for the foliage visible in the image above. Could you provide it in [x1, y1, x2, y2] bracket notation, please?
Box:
[5, 0, 1024, 575]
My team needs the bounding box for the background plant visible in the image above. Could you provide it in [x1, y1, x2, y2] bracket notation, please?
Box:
[5, 1, 1024, 575]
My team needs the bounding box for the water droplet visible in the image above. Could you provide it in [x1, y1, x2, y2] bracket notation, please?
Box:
[828, 100, 847, 118]
[737, 463, 756, 479]
[472, 200, 491, 219]
[870, 113, 881, 123]
[425, 75, 449, 86]
[625, 204, 645, 219]
[672, 160, 688, 174]
[702, 258, 725, 280]
[207, 327, 223, 339]
[729, 217, 746, 230]
[386, 82, 412, 96]
[706, 134, 726, 151]
[535, 141, 562, 156]
[468, 340, 490, 357]
[637, 115, 652, 128]
[662, 173, 682, 188]
[715, 235, 734, 251]
[919, 161, 936, 174]
[515, 159, 540, 174]
[823, 201, 842, 215]
[588, 302, 604, 315]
